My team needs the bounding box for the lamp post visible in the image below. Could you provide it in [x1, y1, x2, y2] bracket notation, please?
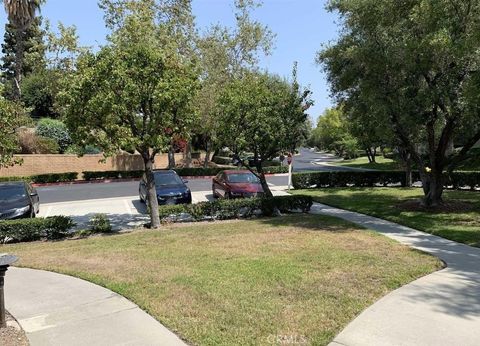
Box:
[0, 254, 17, 328]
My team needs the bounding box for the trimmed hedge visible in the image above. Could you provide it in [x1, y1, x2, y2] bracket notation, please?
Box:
[292, 171, 480, 190]
[158, 195, 313, 222]
[0, 172, 78, 184]
[82, 170, 144, 181]
[292, 171, 410, 189]
[0, 216, 76, 243]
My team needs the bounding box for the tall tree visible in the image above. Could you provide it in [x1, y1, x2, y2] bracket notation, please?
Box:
[0, 84, 23, 167]
[2, 0, 43, 99]
[195, 0, 275, 166]
[64, 0, 199, 228]
[217, 70, 311, 196]
[319, 0, 480, 207]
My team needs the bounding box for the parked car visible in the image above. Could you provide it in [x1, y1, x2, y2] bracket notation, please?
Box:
[139, 170, 192, 205]
[212, 170, 264, 199]
[0, 182, 40, 220]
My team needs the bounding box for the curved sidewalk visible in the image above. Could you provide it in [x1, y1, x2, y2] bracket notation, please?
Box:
[310, 203, 480, 346]
[5, 267, 187, 346]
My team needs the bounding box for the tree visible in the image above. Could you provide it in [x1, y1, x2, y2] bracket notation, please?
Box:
[217, 70, 311, 196]
[0, 86, 22, 167]
[2, 0, 43, 99]
[309, 107, 351, 154]
[319, 0, 480, 207]
[1, 16, 45, 99]
[64, 0, 199, 228]
[195, 0, 275, 167]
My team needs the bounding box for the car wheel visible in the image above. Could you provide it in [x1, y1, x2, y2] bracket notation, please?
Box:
[31, 209, 36, 218]
[212, 187, 218, 199]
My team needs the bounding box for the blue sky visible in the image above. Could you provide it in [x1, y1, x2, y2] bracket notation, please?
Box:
[0, 0, 340, 121]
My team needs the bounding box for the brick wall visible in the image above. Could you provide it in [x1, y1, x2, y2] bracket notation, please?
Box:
[0, 153, 184, 178]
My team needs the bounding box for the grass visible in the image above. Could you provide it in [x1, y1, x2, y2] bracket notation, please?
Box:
[335, 156, 401, 171]
[3, 215, 440, 346]
[293, 188, 480, 247]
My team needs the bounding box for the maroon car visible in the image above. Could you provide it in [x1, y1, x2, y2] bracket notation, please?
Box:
[212, 170, 264, 199]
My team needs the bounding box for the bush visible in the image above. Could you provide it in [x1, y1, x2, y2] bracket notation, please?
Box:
[36, 136, 61, 154]
[0, 216, 75, 243]
[158, 195, 313, 222]
[31, 172, 78, 184]
[292, 171, 410, 189]
[82, 170, 144, 181]
[292, 170, 480, 190]
[36, 118, 72, 153]
[17, 131, 60, 154]
[65, 145, 102, 155]
[212, 156, 233, 165]
[89, 214, 112, 233]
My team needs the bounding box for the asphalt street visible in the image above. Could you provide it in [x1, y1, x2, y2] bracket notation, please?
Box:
[37, 149, 351, 204]
[33, 149, 356, 229]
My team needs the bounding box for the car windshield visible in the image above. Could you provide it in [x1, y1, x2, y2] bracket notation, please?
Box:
[227, 173, 260, 184]
[0, 185, 26, 200]
[154, 173, 183, 186]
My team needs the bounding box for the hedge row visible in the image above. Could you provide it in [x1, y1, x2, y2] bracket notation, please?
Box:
[0, 216, 76, 243]
[292, 171, 480, 190]
[0, 172, 78, 184]
[292, 171, 410, 189]
[82, 170, 144, 181]
[158, 195, 313, 222]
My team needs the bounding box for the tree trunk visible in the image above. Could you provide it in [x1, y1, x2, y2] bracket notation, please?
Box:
[421, 171, 444, 207]
[13, 29, 25, 100]
[371, 147, 377, 163]
[405, 155, 412, 187]
[365, 148, 373, 163]
[168, 144, 176, 169]
[203, 141, 211, 168]
[185, 142, 192, 168]
[255, 162, 273, 198]
[143, 155, 161, 229]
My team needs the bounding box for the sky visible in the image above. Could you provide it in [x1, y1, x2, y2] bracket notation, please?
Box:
[0, 0, 340, 122]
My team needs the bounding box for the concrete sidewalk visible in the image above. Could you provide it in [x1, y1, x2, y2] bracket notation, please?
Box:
[5, 268, 187, 346]
[310, 203, 480, 346]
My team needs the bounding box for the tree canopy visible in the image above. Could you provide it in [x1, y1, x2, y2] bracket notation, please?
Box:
[319, 0, 480, 206]
[64, 0, 199, 228]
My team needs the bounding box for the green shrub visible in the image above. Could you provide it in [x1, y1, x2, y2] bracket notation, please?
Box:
[31, 172, 78, 184]
[158, 195, 313, 222]
[89, 214, 112, 233]
[36, 118, 72, 153]
[212, 156, 233, 165]
[292, 171, 480, 190]
[0, 216, 75, 243]
[65, 145, 102, 155]
[36, 136, 60, 154]
[82, 170, 144, 181]
[292, 171, 410, 189]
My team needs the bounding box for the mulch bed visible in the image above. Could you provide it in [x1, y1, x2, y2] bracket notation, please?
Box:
[0, 312, 29, 346]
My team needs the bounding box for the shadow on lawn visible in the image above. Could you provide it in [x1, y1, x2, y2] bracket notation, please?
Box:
[257, 213, 356, 233]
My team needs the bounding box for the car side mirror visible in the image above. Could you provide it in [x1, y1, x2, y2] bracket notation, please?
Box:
[182, 179, 188, 184]
[30, 192, 38, 197]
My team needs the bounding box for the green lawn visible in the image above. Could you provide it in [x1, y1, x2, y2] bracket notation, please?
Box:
[335, 156, 401, 171]
[3, 215, 440, 346]
[293, 188, 480, 247]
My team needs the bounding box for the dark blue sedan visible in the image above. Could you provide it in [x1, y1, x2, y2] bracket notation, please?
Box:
[0, 182, 40, 220]
[139, 170, 192, 205]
